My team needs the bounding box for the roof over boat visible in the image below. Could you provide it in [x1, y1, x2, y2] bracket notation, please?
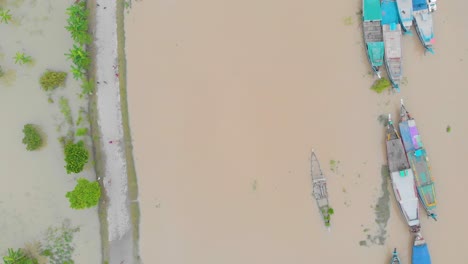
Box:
[399, 120, 423, 152]
[391, 170, 419, 225]
[413, 0, 428, 11]
[381, 0, 399, 25]
[412, 244, 432, 264]
[363, 0, 382, 21]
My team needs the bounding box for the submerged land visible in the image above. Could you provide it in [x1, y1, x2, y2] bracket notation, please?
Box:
[2, 0, 468, 264]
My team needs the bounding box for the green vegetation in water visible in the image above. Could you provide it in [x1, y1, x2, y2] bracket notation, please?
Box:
[66, 178, 101, 209]
[2, 248, 37, 264]
[377, 114, 388, 127]
[446, 125, 451, 133]
[252, 179, 258, 191]
[0, 8, 12, 24]
[65, 44, 90, 80]
[370, 78, 391, 93]
[0, 65, 4, 77]
[65, 1, 91, 45]
[81, 78, 94, 95]
[40, 71, 67, 91]
[75, 127, 88, 136]
[64, 140, 89, 174]
[343, 16, 353, 25]
[59, 97, 73, 125]
[22, 241, 48, 264]
[359, 240, 367, 246]
[14, 52, 33, 65]
[42, 220, 79, 264]
[330, 159, 340, 173]
[22, 124, 43, 151]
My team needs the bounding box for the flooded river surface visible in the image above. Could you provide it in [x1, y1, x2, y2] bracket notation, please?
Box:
[0, 0, 100, 262]
[125, 0, 468, 263]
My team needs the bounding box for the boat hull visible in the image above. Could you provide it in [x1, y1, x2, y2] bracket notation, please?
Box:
[382, 0, 403, 91]
[363, 0, 385, 77]
[311, 152, 331, 228]
[414, 10, 434, 53]
[412, 233, 432, 264]
[396, 0, 413, 32]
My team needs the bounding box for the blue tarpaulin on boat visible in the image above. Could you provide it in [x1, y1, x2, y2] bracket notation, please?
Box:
[367, 42, 384, 66]
[413, 0, 428, 11]
[381, 0, 398, 25]
[412, 244, 431, 264]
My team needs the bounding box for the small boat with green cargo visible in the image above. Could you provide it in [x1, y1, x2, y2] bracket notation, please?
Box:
[310, 150, 333, 229]
[399, 100, 437, 220]
[362, 0, 384, 77]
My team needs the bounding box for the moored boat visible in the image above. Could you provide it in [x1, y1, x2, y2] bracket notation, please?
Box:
[386, 114, 420, 232]
[310, 151, 332, 229]
[413, 0, 435, 53]
[396, 0, 413, 33]
[412, 233, 432, 264]
[391, 248, 401, 264]
[381, 0, 403, 91]
[363, 0, 385, 77]
[399, 100, 437, 220]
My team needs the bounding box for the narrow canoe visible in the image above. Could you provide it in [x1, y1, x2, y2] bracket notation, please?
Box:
[310, 151, 332, 229]
[413, 0, 435, 53]
[363, 0, 385, 77]
[381, 0, 403, 91]
[391, 248, 401, 264]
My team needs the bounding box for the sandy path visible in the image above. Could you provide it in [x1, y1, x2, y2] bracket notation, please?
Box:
[93, 0, 135, 263]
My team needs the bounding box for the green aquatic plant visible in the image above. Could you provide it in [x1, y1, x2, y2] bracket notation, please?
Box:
[22, 124, 43, 151]
[40, 71, 67, 91]
[65, 1, 91, 45]
[59, 97, 73, 125]
[66, 178, 101, 209]
[2, 248, 36, 264]
[65, 45, 90, 80]
[75, 127, 88, 136]
[0, 8, 12, 24]
[14, 52, 32, 65]
[64, 140, 89, 174]
[343, 16, 353, 25]
[0, 65, 4, 77]
[42, 220, 79, 264]
[370, 78, 391, 93]
[81, 78, 94, 95]
[446, 125, 451, 133]
[23, 241, 48, 264]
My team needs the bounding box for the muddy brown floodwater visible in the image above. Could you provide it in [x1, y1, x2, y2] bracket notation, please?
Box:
[126, 0, 468, 263]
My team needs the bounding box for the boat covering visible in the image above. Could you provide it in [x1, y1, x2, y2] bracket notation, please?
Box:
[364, 0, 382, 21]
[412, 243, 431, 264]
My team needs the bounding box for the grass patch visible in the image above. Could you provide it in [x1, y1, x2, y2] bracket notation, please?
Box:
[40, 71, 67, 91]
[59, 97, 73, 125]
[76, 127, 88, 136]
[371, 78, 391, 93]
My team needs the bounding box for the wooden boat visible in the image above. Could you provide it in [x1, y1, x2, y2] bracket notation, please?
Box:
[412, 232, 432, 264]
[391, 248, 401, 264]
[413, 0, 435, 53]
[386, 114, 420, 232]
[381, 0, 403, 91]
[310, 151, 332, 229]
[363, 0, 385, 77]
[399, 100, 437, 220]
[396, 0, 413, 33]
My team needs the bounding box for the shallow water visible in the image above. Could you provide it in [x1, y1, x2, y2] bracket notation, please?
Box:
[126, 0, 468, 263]
[0, 0, 100, 262]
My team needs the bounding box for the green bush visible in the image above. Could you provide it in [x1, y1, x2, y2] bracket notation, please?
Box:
[65, 2, 91, 45]
[0, 8, 12, 24]
[2, 248, 37, 264]
[64, 141, 89, 174]
[75, 127, 88, 136]
[370, 78, 391, 93]
[81, 78, 94, 95]
[14, 52, 32, 65]
[22, 124, 43, 151]
[65, 45, 90, 80]
[40, 71, 67, 91]
[66, 178, 101, 209]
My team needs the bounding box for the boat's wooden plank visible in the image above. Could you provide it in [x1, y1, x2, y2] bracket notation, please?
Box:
[387, 139, 410, 172]
[364, 21, 384, 42]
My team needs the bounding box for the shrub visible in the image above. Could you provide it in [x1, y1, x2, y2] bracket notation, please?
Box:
[42, 220, 79, 264]
[446, 125, 451, 133]
[14, 52, 32, 65]
[40, 71, 67, 91]
[65, 45, 90, 80]
[2, 248, 37, 264]
[370, 78, 391, 93]
[0, 8, 12, 24]
[22, 124, 43, 151]
[81, 78, 94, 95]
[64, 141, 89, 174]
[75, 127, 88, 136]
[66, 178, 101, 209]
[65, 2, 91, 45]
